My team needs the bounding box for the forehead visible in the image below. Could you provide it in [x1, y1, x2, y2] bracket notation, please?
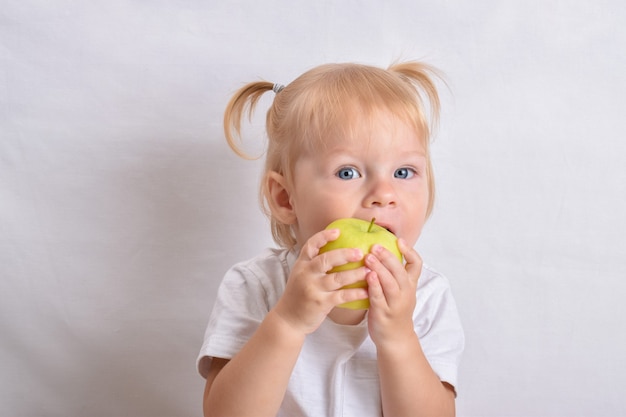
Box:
[304, 106, 426, 154]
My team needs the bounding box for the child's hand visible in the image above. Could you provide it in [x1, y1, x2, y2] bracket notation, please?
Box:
[273, 228, 369, 335]
[364, 239, 422, 347]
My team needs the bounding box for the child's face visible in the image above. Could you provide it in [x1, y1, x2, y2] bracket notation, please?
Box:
[288, 112, 430, 249]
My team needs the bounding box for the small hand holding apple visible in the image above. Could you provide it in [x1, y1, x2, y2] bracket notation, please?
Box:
[273, 227, 371, 335]
[364, 238, 422, 348]
[319, 218, 403, 309]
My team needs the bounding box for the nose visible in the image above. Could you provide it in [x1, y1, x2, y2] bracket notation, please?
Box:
[364, 176, 397, 208]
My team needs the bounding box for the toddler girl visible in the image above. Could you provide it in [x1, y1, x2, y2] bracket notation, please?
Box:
[198, 61, 464, 417]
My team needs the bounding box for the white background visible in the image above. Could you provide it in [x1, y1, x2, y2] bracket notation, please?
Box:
[2, 1, 625, 416]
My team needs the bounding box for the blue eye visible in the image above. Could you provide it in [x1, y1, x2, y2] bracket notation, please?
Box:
[336, 167, 361, 180]
[394, 167, 415, 179]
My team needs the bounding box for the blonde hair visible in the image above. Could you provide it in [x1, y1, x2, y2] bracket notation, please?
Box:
[224, 61, 442, 249]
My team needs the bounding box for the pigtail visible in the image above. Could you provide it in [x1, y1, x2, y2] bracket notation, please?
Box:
[388, 61, 444, 137]
[223, 81, 274, 159]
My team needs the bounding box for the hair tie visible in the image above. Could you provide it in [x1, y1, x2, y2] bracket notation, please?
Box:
[272, 83, 285, 94]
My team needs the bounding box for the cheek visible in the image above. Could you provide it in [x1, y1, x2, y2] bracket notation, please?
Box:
[296, 200, 350, 239]
[403, 217, 427, 246]
[408, 183, 430, 206]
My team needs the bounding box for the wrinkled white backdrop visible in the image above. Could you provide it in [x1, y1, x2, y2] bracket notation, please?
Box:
[2, 1, 625, 416]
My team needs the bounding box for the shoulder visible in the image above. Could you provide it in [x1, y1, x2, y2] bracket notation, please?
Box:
[218, 248, 294, 304]
[413, 263, 465, 389]
[227, 248, 292, 282]
[413, 263, 463, 332]
[417, 263, 454, 296]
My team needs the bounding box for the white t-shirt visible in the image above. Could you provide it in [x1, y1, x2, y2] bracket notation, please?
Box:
[197, 248, 464, 417]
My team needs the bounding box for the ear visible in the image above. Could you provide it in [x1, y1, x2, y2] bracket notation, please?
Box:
[266, 171, 297, 225]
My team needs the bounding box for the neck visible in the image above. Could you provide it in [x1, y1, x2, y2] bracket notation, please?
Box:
[327, 307, 367, 325]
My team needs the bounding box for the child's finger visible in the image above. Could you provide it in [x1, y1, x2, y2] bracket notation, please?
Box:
[334, 286, 369, 306]
[398, 238, 422, 286]
[368, 244, 404, 283]
[324, 266, 369, 291]
[365, 251, 400, 299]
[299, 228, 340, 261]
[365, 271, 387, 307]
[320, 247, 364, 275]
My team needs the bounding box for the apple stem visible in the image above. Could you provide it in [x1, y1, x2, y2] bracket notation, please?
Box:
[368, 217, 376, 233]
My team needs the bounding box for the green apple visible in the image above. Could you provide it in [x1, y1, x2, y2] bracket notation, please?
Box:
[319, 217, 403, 309]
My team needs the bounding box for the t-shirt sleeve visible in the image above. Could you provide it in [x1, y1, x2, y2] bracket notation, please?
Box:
[413, 266, 465, 391]
[196, 260, 273, 379]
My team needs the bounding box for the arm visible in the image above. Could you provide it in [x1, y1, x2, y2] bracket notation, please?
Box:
[203, 309, 306, 417]
[203, 229, 370, 417]
[376, 334, 456, 417]
[365, 240, 456, 417]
